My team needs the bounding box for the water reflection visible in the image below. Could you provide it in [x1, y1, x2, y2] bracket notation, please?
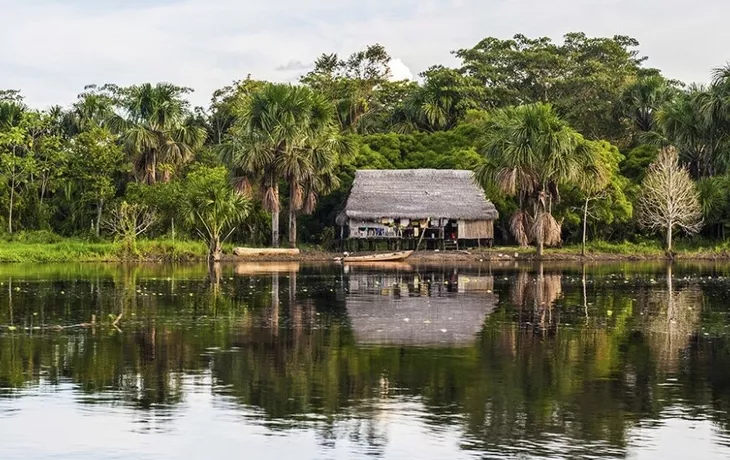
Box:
[0, 262, 729, 459]
[345, 264, 496, 344]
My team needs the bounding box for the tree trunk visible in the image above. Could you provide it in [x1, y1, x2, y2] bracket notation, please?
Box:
[535, 205, 544, 258]
[582, 198, 589, 257]
[8, 182, 13, 235]
[271, 184, 280, 248]
[288, 209, 297, 248]
[149, 151, 157, 185]
[209, 236, 222, 262]
[666, 224, 673, 257]
[271, 211, 280, 248]
[288, 181, 299, 248]
[95, 199, 104, 237]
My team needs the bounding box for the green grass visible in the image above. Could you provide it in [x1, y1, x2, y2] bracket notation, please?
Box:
[0, 238, 210, 263]
[480, 240, 730, 259]
[559, 240, 666, 256]
[3, 232, 730, 263]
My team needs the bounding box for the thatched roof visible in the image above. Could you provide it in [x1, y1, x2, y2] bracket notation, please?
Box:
[340, 169, 498, 223]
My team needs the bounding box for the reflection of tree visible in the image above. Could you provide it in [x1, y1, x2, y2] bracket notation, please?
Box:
[642, 263, 701, 373]
[510, 264, 563, 334]
[0, 263, 730, 455]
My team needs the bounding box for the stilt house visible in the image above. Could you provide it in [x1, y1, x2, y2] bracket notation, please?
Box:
[337, 169, 499, 250]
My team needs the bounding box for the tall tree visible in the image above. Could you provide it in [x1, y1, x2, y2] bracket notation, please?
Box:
[574, 141, 620, 255]
[61, 85, 116, 136]
[394, 66, 482, 132]
[475, 103, 596, 256]
[301, 44, 392, 133]
[652, 87, 725, 178]
[207, 77, 266, 145]
[0, 104, 39, 234]
[112, 83, 205, 184]
[619, 75, 677, 135]
[226, 83, 343, 248]
[455, 33, 648, 142]
[69, 127, 127, 236]
[637, 146, 702, 254]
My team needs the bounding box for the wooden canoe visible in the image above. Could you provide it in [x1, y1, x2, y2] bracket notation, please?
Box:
[233, 247, 300, 257]
[340, 250, 414, 263]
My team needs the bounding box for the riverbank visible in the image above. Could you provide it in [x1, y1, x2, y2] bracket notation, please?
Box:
[234, 241, 730, 262]
[2, 238, 730, 263]
[0, 239, 210, 263]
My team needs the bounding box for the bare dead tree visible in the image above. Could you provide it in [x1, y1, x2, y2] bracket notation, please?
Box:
[102, 201, 158, 253]
[637, 147, 702, 255]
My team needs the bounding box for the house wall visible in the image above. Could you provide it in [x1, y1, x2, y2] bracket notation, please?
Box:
[348, 220, 398, 239]
[457, 220, 494, 239]
[347, 218, 495, 239]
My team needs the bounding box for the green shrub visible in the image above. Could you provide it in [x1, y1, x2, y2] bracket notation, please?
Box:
[320, 227, 336, 251]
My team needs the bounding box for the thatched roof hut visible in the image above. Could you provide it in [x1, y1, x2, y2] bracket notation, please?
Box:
[340, 169, 498, 222]
[338, 169, 498, 241]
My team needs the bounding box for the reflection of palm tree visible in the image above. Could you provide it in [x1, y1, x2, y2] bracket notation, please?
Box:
[207, 263, 223, 317]
[7, 277, 13, 325]
[270, 273, 280, 334]
[510, 264, 563, 333]
[582, 263, 589, 323]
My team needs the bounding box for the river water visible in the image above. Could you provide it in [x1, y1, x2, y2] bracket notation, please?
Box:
[1, 261, 729, 459]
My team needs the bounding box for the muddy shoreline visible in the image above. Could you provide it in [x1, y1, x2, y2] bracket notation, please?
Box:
[224, 249, 730, 263]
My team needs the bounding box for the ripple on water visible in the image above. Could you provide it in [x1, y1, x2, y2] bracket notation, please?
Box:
[2, 263, 730, 459]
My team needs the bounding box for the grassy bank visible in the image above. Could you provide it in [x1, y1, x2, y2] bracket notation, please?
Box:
[0, 238, 210, 263]
[3, 235, 730, 263]
[481, 240, 730, 260]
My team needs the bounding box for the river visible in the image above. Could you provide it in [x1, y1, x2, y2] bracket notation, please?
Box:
[0, 261, 729, 459]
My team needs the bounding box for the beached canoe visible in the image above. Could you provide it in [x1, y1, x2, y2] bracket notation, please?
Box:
[338, 250, 413, 263]
[233, 247, 300, 257]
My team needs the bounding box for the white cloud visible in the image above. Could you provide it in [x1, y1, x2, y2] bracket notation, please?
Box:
[390, 58, 415, 81]
[1, 0, 728, 109]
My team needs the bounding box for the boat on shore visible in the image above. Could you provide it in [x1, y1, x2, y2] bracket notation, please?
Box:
[336, 250, 414, 263]
[233, 247, 300, 256]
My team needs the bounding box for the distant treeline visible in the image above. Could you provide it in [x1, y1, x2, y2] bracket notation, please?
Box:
[2, 33, 730, 251]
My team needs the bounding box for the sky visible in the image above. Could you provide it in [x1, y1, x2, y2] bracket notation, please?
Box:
[1, 0, 728, 109]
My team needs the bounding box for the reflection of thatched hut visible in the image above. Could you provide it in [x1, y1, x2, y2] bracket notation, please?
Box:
[337, 170, 499, 249]
[345, 272, 497, 345]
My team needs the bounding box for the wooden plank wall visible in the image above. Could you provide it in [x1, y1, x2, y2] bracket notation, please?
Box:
[458, 220, 494, 239]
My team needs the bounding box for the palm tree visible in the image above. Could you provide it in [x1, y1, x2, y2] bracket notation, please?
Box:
[653, 87, 719, 178]
[619, 75, 676, 134]
[226, 84, 343, 248]
[0, 100, 25, 130]
[112, 83, 205, 184]
[475, 103, 594, 256]
[61, 89, 116, 136]
[393, 66, 480, 133]
[185, 166, 251, 262]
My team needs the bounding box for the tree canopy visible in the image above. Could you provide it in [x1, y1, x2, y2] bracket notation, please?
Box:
[1, 32, 730, 251]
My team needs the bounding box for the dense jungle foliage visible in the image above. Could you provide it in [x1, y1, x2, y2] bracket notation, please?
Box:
[2, 33, 730, 251]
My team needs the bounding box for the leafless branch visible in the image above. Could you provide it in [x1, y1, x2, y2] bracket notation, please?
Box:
[637, 147, 703, 250]
[102, 201, 158, 241]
